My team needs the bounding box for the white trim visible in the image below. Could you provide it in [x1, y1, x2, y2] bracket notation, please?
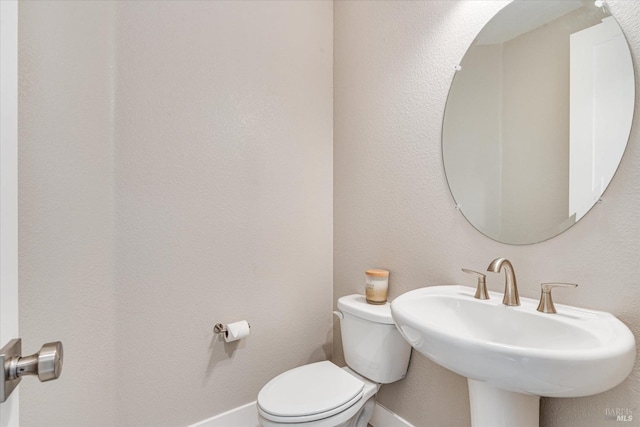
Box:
[0, 1, 20, 426]
[371, 402, 415, 427]
[189, 402, 260, 427]
[189, 401, 414, 427]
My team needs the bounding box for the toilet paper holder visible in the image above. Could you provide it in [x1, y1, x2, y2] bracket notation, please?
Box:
[213, 322, 251, 335]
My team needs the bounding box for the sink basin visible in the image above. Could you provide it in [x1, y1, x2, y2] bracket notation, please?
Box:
[391, 285, 636, 427]
[391, 285, 635, 396]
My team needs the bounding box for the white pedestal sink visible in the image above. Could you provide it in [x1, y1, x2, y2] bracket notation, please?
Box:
[390, 285, 636, 427]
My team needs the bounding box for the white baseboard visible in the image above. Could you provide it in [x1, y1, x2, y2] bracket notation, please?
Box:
[190, 401, 414, 427]
[190, 401, 260, 427]
[371, 402, 415, 427]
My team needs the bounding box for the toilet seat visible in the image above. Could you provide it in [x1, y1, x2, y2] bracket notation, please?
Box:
[258, 361, 365, 423]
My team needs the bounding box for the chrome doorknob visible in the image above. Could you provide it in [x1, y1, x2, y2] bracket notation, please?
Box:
[1, 339, 64, 402]
[7, 341, 63, 382]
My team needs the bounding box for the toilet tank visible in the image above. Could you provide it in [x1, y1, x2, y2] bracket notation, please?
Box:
[337, 294, 411, 384]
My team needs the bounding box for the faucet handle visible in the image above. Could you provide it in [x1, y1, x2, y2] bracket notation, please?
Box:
[462, 268, 489, 300]
[536, 283, 578, 314]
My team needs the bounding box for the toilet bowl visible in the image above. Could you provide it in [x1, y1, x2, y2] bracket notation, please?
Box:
[257, 294, 412, 427]
[257, 362, 378, 427]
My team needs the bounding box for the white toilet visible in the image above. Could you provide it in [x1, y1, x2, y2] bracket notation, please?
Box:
[257, 294, 412, 427]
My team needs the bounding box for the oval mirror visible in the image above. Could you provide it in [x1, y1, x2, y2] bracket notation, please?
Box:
[442, 0, 635, 245]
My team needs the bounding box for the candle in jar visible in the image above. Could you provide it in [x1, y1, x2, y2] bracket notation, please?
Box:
[365, 269, 389, 304]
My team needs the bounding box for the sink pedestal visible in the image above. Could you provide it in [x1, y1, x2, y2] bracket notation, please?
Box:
[468, 380, 539, 427]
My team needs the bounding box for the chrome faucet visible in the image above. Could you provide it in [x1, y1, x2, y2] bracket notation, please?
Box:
[487, 258, 520, 306]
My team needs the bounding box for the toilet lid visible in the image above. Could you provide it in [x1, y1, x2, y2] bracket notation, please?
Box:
[257, 361, 364, 422]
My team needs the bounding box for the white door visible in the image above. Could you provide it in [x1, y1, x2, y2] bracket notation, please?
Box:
[0, 1, 20, 426]
[569, 16, 635, 221]
[1, 4, 62, 426]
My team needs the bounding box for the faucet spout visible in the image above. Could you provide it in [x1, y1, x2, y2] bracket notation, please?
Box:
[487, 258, 520, 306]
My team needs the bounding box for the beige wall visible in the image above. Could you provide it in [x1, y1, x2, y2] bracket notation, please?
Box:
[334, 1, 640, 427]
[19, 1, 333, 426]
[443, 43, 503, 239]
[500, 8, 601, 243]
[18, 2, 119, 424]
[18, 1, 640, 426]
[500, 10, 572, 242]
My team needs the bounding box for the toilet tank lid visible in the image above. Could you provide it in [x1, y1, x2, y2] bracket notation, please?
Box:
[337, 294, 394, 324]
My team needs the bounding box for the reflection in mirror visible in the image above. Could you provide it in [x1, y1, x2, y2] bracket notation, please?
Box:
[442, 0, 634, 245]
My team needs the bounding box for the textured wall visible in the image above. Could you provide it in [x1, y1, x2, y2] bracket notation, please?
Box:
[19, 1, 333, 426]
[113, 2, 333, 425]
[334, 1, 640, 427]
[18, 1, 640, 426]
[18, 2, 120, 425]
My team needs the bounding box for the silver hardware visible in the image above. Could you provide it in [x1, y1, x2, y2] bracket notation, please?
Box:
[487, 258, 520, 306]
[462, 268, 489, 300]
[333, 311, 344, 320]
[536, 283, 578, 314]
[1, 339, 64, 403]
[0, 340, 21, 403]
